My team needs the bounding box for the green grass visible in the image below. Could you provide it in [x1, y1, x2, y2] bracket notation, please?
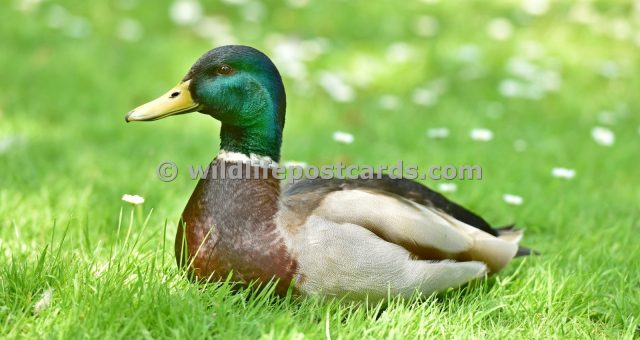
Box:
[1, 0, 639, 338]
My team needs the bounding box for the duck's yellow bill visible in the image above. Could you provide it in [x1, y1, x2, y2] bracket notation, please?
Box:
[125, 80, 200, 122]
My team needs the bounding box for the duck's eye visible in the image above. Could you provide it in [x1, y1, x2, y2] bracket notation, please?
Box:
[217, 64, 234, 75]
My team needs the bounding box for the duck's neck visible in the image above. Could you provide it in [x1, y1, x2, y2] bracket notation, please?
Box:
[219, 118, 282, 162]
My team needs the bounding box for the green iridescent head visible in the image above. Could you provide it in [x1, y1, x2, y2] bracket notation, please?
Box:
[126, 45, 286, 161]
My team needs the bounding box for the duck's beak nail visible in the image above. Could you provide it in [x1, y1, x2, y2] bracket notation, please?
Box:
[125, 80, 199, 122]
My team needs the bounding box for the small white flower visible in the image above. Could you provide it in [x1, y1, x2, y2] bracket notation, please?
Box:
[551, 167, 576, 179]
[513, 139, 527, 152]
[240, 1, 265, 23]
[379, 95, 400, 110]
[124, 274, 139, 285]
[33, 288, 53, 314]
[598, 61, 619, 79]
[47, 5, 69, 29]
[64, 17, 91, 39]
[437, 183, 457, 193]
[498, 79, 523, 97]
[318, 72, 355, 102]
[411, 88, 438, 106]
[596, 111, 616, 125]
[15, 0, 43, 12]
[522, 0, 550, 16]
[332, 131, 354, 144]
[591, 126, 615, 146]
[221, 0, 249, 4]
[286, 0, 308, 7]
[386, 42, 415, 63]
[414, 16, 439, 37]
[487, 18, 513, 41]
[194, 16, 236, 46]
[503, 194, 523, 206]
[456, 44, 481, 63]
[122, 194, 145, 205]
[92, 262, 110, 277]
[116, 18, 143, 42]
[283, 160, 308, 168]
[610, 18, 632, 41]
[169, 0, 202, 26]
[470, 128, 494, 142]
[0, 135, 25, 154]
[426, 128, 450, 139]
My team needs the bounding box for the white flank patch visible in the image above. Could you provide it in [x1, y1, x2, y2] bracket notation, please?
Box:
[426, 128, 450, 139]
[121, 194, 145, 205]
[33, 288, 53, 314]
[470, 128, 494, 142]
[503, 194, 523, 206]
[332, 131, 354, 144]
[437, 183, 457, 193]
[487, 18, 513, 41]
[551, 167, 576, 179]
[169, 0, 202, 26]
[591, 126, 615, 146]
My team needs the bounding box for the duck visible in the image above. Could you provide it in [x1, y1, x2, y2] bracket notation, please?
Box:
[125, 45, 530, 300]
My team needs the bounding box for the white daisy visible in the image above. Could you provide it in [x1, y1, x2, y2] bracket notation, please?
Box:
[522, 0, 550, 16]
[503, 194, 523, 205]
[426, 128, 450, 139]
[332, 131, 354, 144]
[411, 88, 438, 106]
[116, 18, 143, 42]
[437, 183, 457, 193]
[169, 0, 202, 26]
[551, 167, 576, 179]
[318, 72, 355, 102]
[591, 126, 615, 146]
[487, 18, 513, 41]
[513, 139, 527, 152]
[379, 95, 400, 110]
[33, 288, 53, 314]
[470, 128, 494, 142]
[414, 16, 439, 37]
[122, 194, 145, 205]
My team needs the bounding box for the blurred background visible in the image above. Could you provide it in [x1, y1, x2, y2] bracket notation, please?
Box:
[1, 1, 639, 336]
[1, 0, 638, 250]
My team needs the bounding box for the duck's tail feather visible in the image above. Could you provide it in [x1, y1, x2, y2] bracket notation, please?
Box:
[495, 225, 539, 257]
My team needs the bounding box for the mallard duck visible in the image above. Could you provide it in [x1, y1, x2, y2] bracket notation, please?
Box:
[126, 45, 529, 300]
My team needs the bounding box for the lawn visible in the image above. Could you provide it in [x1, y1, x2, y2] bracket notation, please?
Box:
[1, 0, 639, 338]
